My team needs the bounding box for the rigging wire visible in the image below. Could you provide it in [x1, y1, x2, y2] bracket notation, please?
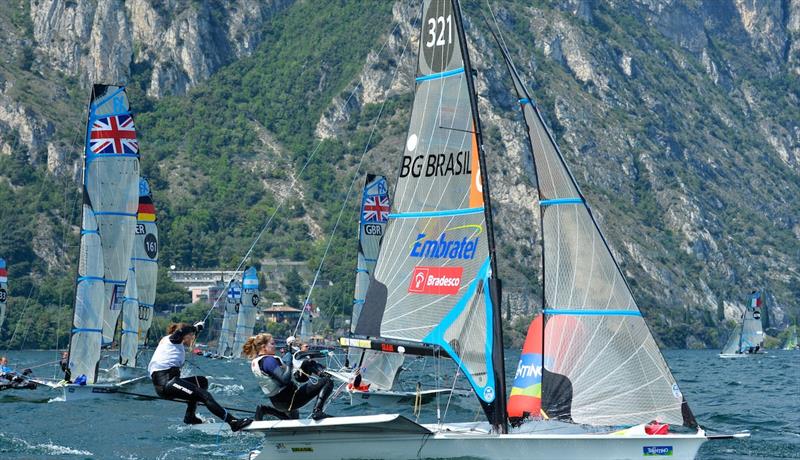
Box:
[291, 23, 412, 339]
[200, 19, 406, 329]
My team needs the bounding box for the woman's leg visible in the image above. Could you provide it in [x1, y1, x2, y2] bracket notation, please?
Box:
[162, 376, 232, 423]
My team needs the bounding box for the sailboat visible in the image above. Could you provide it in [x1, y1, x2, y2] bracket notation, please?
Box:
[232, 267, 260, 358]
[783, 325, 799, 350]
[134, 178, 159, 348]
[246, 1, 744, 458]
[337, 174, 453, 406]
[720, 290, 766, 358]
[63, 84, 142, 400]
[0, 258, 7, 332]
[216, 279, 241, 358]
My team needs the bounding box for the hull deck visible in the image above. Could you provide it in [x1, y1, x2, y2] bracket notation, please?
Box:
[245, 414, 710, 460]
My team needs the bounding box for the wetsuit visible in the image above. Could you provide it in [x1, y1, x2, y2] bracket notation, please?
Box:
[148, 325, 250, 430]
[251, 354, 333, 420]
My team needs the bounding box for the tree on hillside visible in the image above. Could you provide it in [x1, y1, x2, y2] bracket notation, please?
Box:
[283, 269, 305, 308]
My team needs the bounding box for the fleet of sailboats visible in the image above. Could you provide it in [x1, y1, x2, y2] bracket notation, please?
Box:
[245, 1, 743, 458]
[1, 0, 773, 456]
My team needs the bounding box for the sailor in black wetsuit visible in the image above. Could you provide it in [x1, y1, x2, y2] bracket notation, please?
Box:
[243, 333, 333, 421]
[148, 322, 252, 431]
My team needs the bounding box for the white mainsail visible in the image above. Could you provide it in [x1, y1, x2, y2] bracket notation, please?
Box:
[94, 86, 140, 347]
[217, 280, 241, 357]
[69, 84, 140, 382]
[348, 175, 403, 390]
[134, 178, 158, 346]
[232, 267, 260, 358]
[119, 265, 139, 366]
[0, 258, 7, 332]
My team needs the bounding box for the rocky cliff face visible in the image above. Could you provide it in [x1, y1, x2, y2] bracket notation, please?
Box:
[311, 0, 800, 344]
[0, 0, 292, 165]
[0, 0, 798, 347]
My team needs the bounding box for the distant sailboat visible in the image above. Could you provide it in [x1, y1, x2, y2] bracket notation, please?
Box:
[783, 325, 799, 350]
[0, 258, 7, 332]
[134, 178, 159, 348]
[720, 290, 766, 358]
[232, 267, 260, 358]
[217, 279, 241, 358]
[65, 84, 143, 400]
[338, 174, 450, 405]
[246, 2, 742, 457]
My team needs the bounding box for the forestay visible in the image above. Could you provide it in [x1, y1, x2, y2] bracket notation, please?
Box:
[70, 85, 139, 382]
[218, 280, 241, 357]
[356, 0, 501, 422]
[134, 178, 158, 346]
[497, 45, 696, 427]
[91, 85, 140, 346]
[0, 258, 7, 332]
[232, 267, 259, 358]
[349, 175, 403, 390]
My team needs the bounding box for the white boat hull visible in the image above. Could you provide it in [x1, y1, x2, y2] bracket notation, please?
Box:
[59, 376, 147, 401]
[246, 414, 708, 460]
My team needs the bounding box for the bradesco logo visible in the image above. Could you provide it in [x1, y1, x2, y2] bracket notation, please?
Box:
[408, 266, 463, 295]
[643, 446, 673, 456]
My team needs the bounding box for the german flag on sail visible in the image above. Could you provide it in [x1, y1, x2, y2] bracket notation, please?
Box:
[0, 258, 7, 283]
[138, 196, 156, 222]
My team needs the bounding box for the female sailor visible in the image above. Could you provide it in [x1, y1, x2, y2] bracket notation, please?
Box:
[148, 322, 252, 431]
[243, 333, 333, 421]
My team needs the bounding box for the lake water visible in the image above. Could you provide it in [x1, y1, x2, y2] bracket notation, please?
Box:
[0, 349, 797, 459]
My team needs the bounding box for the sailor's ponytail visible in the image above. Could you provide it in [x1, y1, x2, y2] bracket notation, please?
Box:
[242, 333, 273, 358]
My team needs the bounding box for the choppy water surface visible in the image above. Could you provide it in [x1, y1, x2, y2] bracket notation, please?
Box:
[0, 349, 797, 459]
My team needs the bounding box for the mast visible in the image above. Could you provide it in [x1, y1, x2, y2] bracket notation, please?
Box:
[451, 0, 506, 433]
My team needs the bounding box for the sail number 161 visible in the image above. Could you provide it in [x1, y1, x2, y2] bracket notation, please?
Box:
[425, 14, 453, 48]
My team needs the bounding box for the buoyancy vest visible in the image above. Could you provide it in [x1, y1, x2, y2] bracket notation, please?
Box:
[148, 336, 185, 376]
[251, 355, 284, 397]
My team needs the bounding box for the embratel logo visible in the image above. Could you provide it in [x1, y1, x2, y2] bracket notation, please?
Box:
[409, 232, 480, 260]
[643, 446, 673, 456]
[408, 266, 463, 295]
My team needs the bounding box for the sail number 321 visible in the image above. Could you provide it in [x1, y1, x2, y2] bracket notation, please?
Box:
[425, 15, 452, 48]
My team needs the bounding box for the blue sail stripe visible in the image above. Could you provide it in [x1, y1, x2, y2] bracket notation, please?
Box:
[544, 309, 642, 317]
[94, 211, 137, 217]
[139, 303, 154, 308]
[77, 276, 104, 282]
[72, 328, 103, 333]
[518, 98, 532, 105]
[131, 258, 158, 263]
[121, 329, 138, 334]
[416, 67, 465, 82]
[540, 198, 583, 206]
[355, 269, 369, 273]
[80, 229, 99, 235]
[353, 299, 365, 304]
[86, 153, 139, 160]
[105, 279, 127, 285]
[390, 207, 484, 219]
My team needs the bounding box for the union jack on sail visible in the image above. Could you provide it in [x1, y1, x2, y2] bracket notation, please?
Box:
[90, 115, 139, 154]
[361, 195, 390, 223]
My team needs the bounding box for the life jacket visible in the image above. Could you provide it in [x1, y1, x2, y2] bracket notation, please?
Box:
[148, 335, 186, 376]
[251, 355, 284, 397]
[347, 382, 371, 392]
